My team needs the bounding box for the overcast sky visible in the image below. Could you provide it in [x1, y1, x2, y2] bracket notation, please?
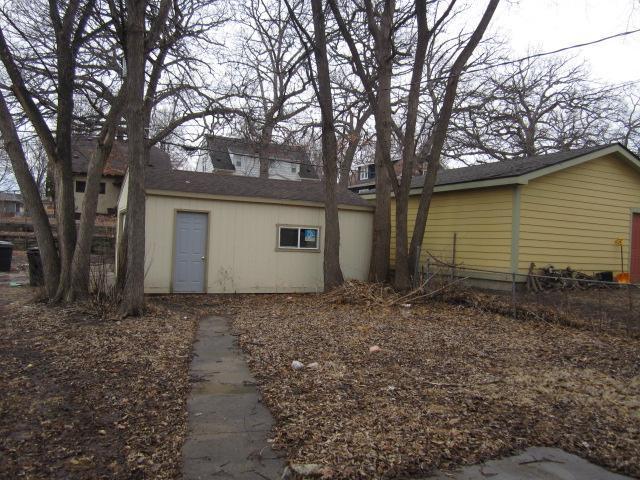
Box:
[492, 0, 640, 84]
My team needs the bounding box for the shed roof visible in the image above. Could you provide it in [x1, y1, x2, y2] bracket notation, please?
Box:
[145, 168, 371, 209]
[72, 136, 172, 177]
[410, 144, 621, 189]
[206, 135, 318, 179]
[357, 143, 640, 195]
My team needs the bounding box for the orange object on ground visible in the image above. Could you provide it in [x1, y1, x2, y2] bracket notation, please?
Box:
[616, 272, 630, 284]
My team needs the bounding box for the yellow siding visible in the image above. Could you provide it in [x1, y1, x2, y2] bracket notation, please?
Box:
[518, 153, 640, 275]
[140, 194, 373, 294]
[393, 186, 514, 273]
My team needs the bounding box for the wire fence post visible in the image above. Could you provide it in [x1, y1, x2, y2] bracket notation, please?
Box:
[511, 272, 517, 318]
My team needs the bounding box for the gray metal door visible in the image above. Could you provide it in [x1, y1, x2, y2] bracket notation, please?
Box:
[173, 212, 207, 293]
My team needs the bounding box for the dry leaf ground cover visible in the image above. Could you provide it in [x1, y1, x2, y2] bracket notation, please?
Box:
[0, 292, 200, 479]
[223, 294, 640, 479]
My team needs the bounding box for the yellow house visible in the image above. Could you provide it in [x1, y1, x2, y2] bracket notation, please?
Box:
[365, 143, 640, 287]
[72, 136, 171, 215]
[117, 169, 373, 293]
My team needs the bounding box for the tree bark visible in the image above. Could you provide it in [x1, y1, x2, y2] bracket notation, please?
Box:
[51, 14, 80, 302]
[119, 0, 147, 317]
[408, 0, 501, 272]
[66, 123, 121, 300]
[392, 0, 430, 291]
[367, 1, 394, 284]
[258, 124, 274, 178]
[311, 0, 343, 290]
[0, 92, 60, 297]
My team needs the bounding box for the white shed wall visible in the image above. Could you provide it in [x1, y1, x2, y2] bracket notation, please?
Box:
[140, 193, 372, 293]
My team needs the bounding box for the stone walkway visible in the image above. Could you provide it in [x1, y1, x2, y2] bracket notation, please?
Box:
[182, 316, 283, 480]
[427, 447, 632, 479]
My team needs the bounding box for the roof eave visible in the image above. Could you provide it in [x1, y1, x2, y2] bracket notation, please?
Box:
[405, 143, 640, 196]
[144, 188, 374, 212]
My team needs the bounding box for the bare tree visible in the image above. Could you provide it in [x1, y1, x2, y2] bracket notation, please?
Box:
[448, 57, 621, 163]
[118, 0, 150, 316]
[612, 85, 640, 155]
[329, 0, 500, 289]
[0, 0, 98, 299]
[408, 1, 500, 281]
[0, 92, 60, 296]
[311, 0, 344, 289]
[229, 0, 312, 175]
[285, 0, 344, 289]
[0, 147, 10, 190]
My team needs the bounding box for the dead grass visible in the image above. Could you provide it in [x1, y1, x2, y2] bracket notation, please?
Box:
[0, 293, 201, 479]
[219, 294, 640, 479]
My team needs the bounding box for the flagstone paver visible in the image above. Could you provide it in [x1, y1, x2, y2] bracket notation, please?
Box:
[182, 316, 283, 480]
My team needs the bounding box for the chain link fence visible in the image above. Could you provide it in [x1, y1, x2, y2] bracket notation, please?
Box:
[419, 257, 640, 337]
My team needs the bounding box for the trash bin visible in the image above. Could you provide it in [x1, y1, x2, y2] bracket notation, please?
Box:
[0, 241, 13, 272]
[27, 247, 44, 286]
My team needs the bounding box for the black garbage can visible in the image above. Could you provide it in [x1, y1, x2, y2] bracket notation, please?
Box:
[27, 247, 44, 286]
[0, 241, 13, 272]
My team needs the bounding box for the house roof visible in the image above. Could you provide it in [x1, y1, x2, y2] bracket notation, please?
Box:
[410, 144, 622, 189]
[356, 143, 640, 195]
[0, 191, 23, 203]
[72, 136, 172, 177]
[144, 168, 371, 209]
[206, 135, 318, 179]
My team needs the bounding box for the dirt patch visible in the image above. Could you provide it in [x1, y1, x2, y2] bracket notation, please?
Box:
[213, 294, 640, 479]
[0, 295, 202, 479]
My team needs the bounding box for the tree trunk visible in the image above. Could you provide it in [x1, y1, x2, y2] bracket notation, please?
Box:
[311, 0, 343, 290]
[116, 216, 128, 292]
[51, 21, 79, 302]
[119, 0, 147, 317]
[66, 127, 120, 300]
[368, 4, 394, 284]
[393, 1, 429, 291]
[408, 0, 500, 272]
[0, 92, 60, 297]
[51, 159, 77, 301]
[258, 124, 273, 178]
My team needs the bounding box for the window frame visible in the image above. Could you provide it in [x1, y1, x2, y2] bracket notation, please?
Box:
[99, 182, 106, 194]
[75, 180, 86, 193]
[276, 224, 321, 252]
[359, 166, 369, 180]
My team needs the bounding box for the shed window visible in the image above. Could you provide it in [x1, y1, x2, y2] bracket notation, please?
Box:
[99, 182, 106, 194]
[359, 166, 368, 180]
[278, 226, 319, 250]
[75, 180, 86, 193]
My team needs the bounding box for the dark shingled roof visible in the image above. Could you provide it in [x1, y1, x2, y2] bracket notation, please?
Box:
[206, 135, 318, 179]
[145, 168, 371, 208]
[72, 136, 172, 177]
[410, 144, 619, 189]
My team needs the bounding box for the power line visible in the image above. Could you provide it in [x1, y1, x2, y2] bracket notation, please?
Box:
[390, 28, 640, 89]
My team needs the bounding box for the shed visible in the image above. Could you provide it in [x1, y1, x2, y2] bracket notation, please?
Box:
[116, 169, 373, 293]
[363, 143, 640, 287]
